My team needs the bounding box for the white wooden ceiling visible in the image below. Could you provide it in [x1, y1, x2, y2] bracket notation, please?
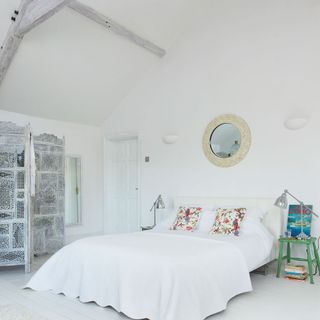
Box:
[0, 0, 200, 125]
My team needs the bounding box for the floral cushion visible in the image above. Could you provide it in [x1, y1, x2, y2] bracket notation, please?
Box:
[210, 208, 246, 236]
[171, 206, 203, 231]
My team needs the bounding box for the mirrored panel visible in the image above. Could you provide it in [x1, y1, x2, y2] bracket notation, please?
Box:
[210, 123, 241, 158]
[65, 155, 81, 226]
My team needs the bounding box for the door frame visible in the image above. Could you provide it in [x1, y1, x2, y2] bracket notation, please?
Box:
[65, 153, 83, 227]
[103, 133, 141, 234]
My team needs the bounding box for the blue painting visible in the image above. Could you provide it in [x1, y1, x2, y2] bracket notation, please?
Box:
[287, 205, 312, 238]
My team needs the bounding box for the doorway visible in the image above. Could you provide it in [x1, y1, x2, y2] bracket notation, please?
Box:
[105, 137, 140, 233]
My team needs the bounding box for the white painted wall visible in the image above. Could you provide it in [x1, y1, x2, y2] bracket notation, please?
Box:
[0, 109, 104, 243]
[103, 0, 320, 237]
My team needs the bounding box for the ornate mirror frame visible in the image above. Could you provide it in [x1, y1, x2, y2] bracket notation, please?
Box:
[202, 114, 251, 167]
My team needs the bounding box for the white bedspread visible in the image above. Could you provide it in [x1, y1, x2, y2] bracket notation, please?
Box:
[26, 232, 255, 320]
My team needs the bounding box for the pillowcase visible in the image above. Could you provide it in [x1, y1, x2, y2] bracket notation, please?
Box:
[241, 207, 267, 233]
[171, 206, 203, 231]
[210, 208, 246, 236]
[197, 210, 218, 233]
[243, 207, 266, 222]
[212, 206, 267, 230]
[153, 213, 176, 231]
[153, 205, 214, 231]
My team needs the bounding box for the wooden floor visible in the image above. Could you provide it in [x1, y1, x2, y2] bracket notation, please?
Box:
[0, 256, 128, 320]
[0, 257, 319, 320]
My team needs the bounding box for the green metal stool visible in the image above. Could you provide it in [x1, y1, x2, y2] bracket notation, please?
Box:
[276, 236, 320, 284]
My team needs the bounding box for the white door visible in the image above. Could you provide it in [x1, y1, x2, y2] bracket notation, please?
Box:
[108, 138, 139, 233]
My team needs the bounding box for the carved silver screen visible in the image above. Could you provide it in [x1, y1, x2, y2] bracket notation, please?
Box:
[0, 122, 27, 266]
[33, 133, 65, 255]
[0, 122, 66, 268]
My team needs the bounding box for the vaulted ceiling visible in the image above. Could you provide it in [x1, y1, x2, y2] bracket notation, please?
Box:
[0, 0, 201, 125]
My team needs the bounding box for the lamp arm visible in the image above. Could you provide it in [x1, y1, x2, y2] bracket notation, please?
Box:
[285, 190, 319, 218]
[149, 202, 156, 212]
[149, 195, 161, 212]
[285, 190, 302, 204]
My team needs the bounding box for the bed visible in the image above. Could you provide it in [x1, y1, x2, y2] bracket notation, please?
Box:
[25, 197, 282, 320]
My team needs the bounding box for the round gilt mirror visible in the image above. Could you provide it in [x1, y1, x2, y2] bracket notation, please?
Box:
[202, 114, 251, 167]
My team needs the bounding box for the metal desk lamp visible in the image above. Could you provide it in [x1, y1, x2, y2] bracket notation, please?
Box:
[274, 189, 319, 239]
[150, 194, 165, 228]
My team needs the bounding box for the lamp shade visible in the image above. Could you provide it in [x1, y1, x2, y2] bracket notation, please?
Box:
[274, 192, 288, 209]
[156, 195, 165, 209]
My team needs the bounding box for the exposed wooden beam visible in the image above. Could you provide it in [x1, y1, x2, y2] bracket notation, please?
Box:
[68, 1, 166, 58]
[0, 0, 72, 85]
[16, 0, 74, 36]
[0, 0, 33, 84]
[0, 0, 165, 86]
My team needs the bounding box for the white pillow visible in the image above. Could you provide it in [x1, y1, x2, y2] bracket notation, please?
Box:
[240, 207, 268, 234]
[197, 210, 217, 233]
[242, 207, 267, 222]
[153, 213, 176, 231]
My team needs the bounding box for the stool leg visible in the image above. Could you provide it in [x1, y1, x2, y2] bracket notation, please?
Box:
[277, 241, 284, 278]
[312, 241, 320, 276]
[287, 242, 291, 263]
[307, 244, 314, 284]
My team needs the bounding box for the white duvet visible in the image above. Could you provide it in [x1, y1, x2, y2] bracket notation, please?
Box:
[26, 231, 272, 320]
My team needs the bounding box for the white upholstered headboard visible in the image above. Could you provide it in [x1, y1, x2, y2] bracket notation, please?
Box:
[173, 196, 283, 249]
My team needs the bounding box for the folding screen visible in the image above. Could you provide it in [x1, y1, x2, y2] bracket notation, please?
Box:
[0, 122, 28, 268]
[0, 122, 65, 271]
[33, 133, 65, 255]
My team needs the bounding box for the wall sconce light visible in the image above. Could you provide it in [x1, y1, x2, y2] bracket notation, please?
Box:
[162, 134, 179, 144]
[284, 115, 309, 130]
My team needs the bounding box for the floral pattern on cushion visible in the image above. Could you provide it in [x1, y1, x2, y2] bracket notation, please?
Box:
[210, 208, 246, 236]
[171, 207, 203, 231]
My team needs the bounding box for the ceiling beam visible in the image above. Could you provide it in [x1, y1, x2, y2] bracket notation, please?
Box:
[0, 0, 165, 86]
[0, 0, 72, 85]
[0, 0, 33, 85]
[68, 1, 166, 58]
[16, 0, 74, 36]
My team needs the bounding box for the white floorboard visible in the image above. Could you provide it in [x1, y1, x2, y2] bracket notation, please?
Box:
[0, 258, 319, 320]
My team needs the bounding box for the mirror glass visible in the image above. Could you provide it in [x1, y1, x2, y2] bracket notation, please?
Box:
[210, 123, 241, 158]
[65, 155, 81, 226]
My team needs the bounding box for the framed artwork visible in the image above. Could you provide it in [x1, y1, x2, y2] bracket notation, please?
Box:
[287, 204, 313, 238]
